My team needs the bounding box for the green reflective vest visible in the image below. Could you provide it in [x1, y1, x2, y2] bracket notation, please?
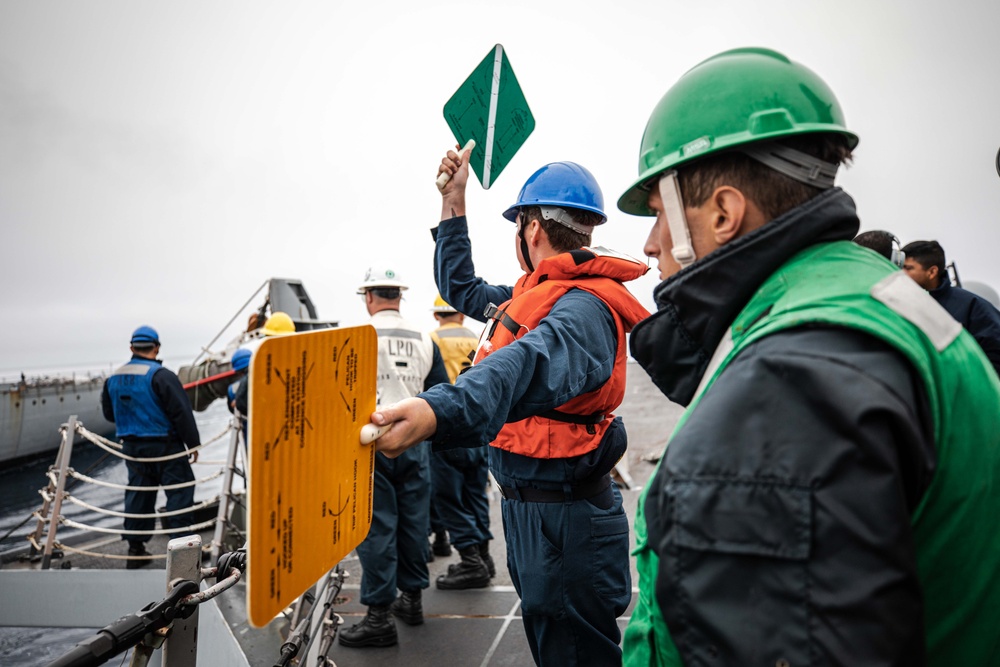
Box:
[626, 241, 1000, 666]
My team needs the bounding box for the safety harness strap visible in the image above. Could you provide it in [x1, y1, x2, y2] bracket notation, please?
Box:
[483, 303, 524, 338]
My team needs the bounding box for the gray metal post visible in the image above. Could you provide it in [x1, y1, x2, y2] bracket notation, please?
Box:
[163, 535, 201, 667]
[210, 422, 241, 564]
[29, 424, 70, 558]
[41, 415, 77, 569]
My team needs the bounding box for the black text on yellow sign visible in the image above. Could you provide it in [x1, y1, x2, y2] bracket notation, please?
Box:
[246, 325, 377, 627]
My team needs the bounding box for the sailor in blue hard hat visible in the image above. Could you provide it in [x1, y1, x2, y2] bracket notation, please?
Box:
[502, 161, 607, 274]
[102, 324, 202, 569]
[227, 348, 252, 441]
[130, 325, 161, 347]
[368, 153, 650, 665]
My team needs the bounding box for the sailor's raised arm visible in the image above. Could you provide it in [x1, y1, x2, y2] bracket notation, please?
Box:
[432, 146, 513, 322]
[438, 144, 470, 220]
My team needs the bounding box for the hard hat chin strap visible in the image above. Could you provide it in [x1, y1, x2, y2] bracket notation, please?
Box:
[741, 143, 838, 189]
[517, 217, 535, 273]
[658, 172, 696, 269]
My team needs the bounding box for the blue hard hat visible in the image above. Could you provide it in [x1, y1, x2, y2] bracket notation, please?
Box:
[231, 348, 252, 372]
[130, 325, 160, 346]
[502, 162, 607, 224]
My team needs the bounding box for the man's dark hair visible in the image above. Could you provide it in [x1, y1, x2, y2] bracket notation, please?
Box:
[522, 205, 595, 252]
[853, 230, 897, 261]
[676, 134, 854, 220]
[369, 287, 401, 300]
[902, 240, 947, 276]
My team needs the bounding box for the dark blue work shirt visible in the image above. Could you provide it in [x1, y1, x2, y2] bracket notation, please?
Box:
[931, 278, 1000, 378]
[425, 216, 623, 487]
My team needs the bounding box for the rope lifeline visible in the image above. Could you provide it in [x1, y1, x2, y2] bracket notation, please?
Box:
[60, 494, 221, 520]
[60, 516, 217, 536]
[53, 468, 224, 492]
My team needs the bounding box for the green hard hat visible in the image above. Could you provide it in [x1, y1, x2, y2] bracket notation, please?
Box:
[618, 47, 859, 216]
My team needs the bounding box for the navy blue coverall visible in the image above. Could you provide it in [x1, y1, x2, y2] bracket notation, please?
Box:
[101, 356, 201, 543]
[432, 446, 492, 551]
[423, 216, 633, 666]
[355, 312, 451, 607]
[930, 277, 1000, 378]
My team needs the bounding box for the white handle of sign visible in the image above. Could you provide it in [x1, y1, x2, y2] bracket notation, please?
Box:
[360, 423, 392, 445]
[435, 139, 476, 191]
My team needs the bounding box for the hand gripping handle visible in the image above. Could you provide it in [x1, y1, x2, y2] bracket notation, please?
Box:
[435, 139, 476, 190]
[360, 423, 392, 445]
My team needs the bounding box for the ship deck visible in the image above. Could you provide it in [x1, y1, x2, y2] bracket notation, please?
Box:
[1, 365, 682, 666]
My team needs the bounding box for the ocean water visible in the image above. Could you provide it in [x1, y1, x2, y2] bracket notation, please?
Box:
[0, 400, 235, 666]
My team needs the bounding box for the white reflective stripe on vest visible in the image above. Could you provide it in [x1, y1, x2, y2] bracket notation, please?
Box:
[371, 310, 434, 406]
[870, 271, 962, 352]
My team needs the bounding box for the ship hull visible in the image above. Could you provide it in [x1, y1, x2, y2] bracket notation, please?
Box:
[1, 378, 115, 468]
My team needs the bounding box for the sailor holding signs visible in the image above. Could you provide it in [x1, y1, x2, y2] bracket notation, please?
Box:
[368, 145, 649, 666]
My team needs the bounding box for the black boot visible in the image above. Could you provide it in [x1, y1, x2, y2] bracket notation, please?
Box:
[432, 530, 452, 557]
[437, 546, 490, 590]
[127, 542, 153, 570]
[479, 540, 496, 578]
[338, 605, 397, 648]
[389, 589, 424, 626]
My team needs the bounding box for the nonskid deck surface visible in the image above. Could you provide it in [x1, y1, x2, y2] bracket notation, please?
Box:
[322, 581, 637, 667]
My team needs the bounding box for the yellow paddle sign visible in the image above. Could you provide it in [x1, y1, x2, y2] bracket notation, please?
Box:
[246, 325, 377, 627]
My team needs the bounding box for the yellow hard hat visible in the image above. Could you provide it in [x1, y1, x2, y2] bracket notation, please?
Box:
[431, 294, 458, 313]
[263, 312, 295, 336]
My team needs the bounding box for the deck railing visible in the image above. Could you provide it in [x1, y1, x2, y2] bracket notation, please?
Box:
[26, 414, 245, 569]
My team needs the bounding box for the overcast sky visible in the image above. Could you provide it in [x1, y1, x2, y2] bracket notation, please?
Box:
[2, 0, 999, 376]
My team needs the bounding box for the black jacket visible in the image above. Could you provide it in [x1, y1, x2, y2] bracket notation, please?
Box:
[635, 189, 936, 666]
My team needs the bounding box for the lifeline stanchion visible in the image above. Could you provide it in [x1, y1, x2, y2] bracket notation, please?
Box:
[210, 419, 242, 565]
[42, 415, 77, 570]
[28, 422, 71, 561]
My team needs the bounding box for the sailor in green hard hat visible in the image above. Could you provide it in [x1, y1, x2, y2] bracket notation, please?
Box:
[621, 47, 1000, 666]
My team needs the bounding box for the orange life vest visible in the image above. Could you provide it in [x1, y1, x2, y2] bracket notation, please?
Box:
[474, 247, 650, 459]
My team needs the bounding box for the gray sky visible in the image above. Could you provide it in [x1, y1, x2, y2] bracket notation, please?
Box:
[2, 0, 999, 375]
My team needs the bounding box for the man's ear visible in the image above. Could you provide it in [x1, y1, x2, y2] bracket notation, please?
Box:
[527, 218, 545, 247]
[710, 186, 747, 245]
[928, 265, 940, 282]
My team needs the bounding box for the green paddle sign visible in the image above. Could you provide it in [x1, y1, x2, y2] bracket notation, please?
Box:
[443, 44, 535, 189]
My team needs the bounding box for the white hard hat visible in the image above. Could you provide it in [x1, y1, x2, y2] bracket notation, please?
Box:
[357, 266, 409, 294]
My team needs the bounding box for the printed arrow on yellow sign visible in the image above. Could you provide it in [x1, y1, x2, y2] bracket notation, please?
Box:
[246, 325, 378, 627]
